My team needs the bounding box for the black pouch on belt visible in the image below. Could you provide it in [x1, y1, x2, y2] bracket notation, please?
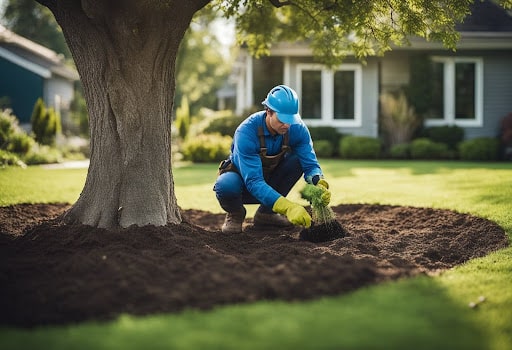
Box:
[217, 159, 239, 175]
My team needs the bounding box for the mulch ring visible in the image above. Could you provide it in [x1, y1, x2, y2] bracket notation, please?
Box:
[0, 203, 508, 328]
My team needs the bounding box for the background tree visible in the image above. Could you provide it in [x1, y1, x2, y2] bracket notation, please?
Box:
[175, 6, 232, 116]
[34, 0, 511, 229]
[2, 0, 71, 58]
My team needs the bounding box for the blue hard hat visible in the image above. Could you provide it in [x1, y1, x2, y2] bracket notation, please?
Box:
[262, 85, 301, 124]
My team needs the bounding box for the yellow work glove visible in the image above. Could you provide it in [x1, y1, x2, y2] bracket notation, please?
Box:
[272, 196, 312, 228]
[316, 179, 331, 206]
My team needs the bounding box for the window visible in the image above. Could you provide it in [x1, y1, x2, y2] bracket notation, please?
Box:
[426, 57, 483, 127]
[296, 64, 362, 127]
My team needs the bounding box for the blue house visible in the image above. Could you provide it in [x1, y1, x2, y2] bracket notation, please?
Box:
[231, 0, 512, 142]
[0, 24, 79, 127]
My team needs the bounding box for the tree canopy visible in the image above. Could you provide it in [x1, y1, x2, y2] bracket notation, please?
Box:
[216, 0, 512, 66]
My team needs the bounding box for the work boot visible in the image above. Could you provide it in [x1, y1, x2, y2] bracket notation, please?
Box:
[253, 209, 293, 228]
[221, 207, 246, 234]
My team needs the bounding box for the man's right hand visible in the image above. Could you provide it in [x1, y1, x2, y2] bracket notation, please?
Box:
[272, 196, 312, 228]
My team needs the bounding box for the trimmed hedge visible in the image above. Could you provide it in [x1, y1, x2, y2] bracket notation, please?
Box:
[410, 138, 449, 159]
[459, 137, 499, 161]
[181, 133, 232, 162]
[339, 136, 381, 159]
[314, 140, 334, 158]
[421, 125, 464, 150]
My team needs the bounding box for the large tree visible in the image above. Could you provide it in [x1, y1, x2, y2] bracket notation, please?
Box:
[35, 0, 511, 229]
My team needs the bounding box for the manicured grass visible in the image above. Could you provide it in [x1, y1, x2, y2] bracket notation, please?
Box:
[1, 160, 511, 350]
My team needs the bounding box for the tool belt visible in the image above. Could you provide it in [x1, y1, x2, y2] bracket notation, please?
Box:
[218, 159, 239, 176]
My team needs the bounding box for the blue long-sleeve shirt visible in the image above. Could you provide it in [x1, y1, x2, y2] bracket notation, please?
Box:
[229, 111, 323, 208]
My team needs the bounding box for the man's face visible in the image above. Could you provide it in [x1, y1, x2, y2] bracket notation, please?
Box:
[268, 111, 290, 135]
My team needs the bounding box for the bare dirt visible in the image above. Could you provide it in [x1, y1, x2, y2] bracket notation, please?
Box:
[0, 202, 508, 328]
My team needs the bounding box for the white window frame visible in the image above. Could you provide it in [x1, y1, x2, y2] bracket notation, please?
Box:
[296, 63, 362, 127]
[425, 57, 484, 127]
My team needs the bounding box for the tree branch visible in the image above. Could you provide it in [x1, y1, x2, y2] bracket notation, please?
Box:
[269, 0, 293, 8]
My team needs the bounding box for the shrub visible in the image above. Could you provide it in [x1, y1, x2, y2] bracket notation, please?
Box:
[410, 138, 449, 159]
[0, 109, 35, 156]
[181, 133, 232, 162]
[175, 96, 191, 140]
[314, 140, 334, 158]
[389, 143, 411, 159]
[421, 125, 465, 150]
[379, 90, 421, 148]
[0, 149, 25, 168]
[22, 144, 63, 165]
[202, 113, 245, 137]
[339, 136, 381, 159]
[31, 99, 61, 146]
[308, 126, 342, 155]
[458, 137, 500, 161]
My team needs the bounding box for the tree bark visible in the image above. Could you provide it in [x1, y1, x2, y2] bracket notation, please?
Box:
[40, 0, 209, 228]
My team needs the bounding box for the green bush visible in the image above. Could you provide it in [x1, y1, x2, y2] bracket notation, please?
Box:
[421, 125, 464, 150]
[410, 138, 449, 159]
[389, 143, 411, 159]
[6, 132, 35, 154]
[203, 113, 245, 137]
[22, 144, 63, 165]
[458, 137, 500, 161]
[31, 98, 61, 146]
[0, 149, 25, 168]
[181, 133, 232, 162]
[314, 140, 334, 158]
[308, 127, 342, 156]
[1, 109, 35, 155]
[339, 136, 381, 159]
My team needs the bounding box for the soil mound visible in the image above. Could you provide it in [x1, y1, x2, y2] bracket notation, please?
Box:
[0, 203, 508, 328]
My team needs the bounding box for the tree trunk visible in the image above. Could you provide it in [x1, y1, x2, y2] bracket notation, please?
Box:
[41, 0, 209, 228]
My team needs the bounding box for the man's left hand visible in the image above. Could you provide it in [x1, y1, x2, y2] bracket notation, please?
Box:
[316, 179, 331, 206]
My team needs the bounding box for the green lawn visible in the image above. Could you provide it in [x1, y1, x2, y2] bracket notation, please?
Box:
[1, 160, 511, 350]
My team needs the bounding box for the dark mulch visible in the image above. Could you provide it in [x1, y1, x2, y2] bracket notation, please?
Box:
[0, 202, 508, 328]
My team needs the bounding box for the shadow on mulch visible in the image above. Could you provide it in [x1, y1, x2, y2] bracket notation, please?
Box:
[0, 202, 508, 328]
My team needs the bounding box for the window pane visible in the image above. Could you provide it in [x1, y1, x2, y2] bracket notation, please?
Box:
[253, 57, 284, 104]
[427, 62, 444, 119]
[301, 70, 321, 119]
[333, 70, 355, 120]
[455, 62, 475, 119]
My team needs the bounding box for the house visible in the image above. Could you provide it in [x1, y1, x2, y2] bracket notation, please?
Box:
[0, 24, 79, 128]
[231, 0, 512, 142]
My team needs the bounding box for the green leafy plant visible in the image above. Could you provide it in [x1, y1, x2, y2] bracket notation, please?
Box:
[300, 184, 336, 224]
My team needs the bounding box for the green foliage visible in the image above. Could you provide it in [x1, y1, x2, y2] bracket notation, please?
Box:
[410, 138, 449, 159]
[459, 137, 500, 161]
[308, 126, 342, 156]
[339, 136, 381, 159]
[181, 133, 232, 163]
[217, 0, 478, 66]
[175, 5, 232, 116]
[389, 143, 411, 159]
[0, 109, 34, 155]
[0, 149, 25, 168]
[3, 0, 71, 58]
[22, 144, 63, 165]
[175, 96, 191, 140]
[313, 140, 334, 158]
[31, 98, 61, 146]
[421, 125, 465, 150]
[379, 90, 421, 148]
[300, 184, 337, 224]
[202, 113, 245, 137]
